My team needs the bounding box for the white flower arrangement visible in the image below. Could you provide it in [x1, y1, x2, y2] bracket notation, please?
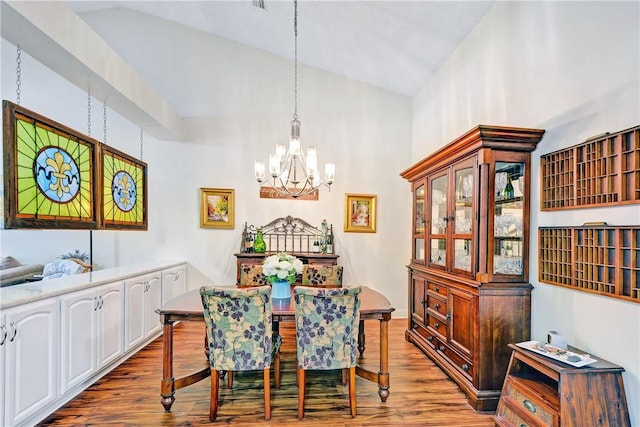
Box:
[262, 252, 304, 284]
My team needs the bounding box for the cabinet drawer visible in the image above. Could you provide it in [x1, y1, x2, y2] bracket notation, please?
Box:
[427, 281, 448, 298]
[435, 340, 473, 380]
[411, 323, 437, 350]
[427, 314, 447, 337]
[502, 377, 558, 426]
[426, 295, 447, 317]
[495, 400, 547, 427]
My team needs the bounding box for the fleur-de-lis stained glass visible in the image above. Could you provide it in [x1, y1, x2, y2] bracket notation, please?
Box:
[3, 100, 99, 229]
[100, 144, 147, 230]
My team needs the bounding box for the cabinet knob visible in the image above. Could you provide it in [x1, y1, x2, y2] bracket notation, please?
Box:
[434, 322, 440, 329]
[523, 399, 537, 414]
[434, 287, 440, 292]
[427, 336, 433, 341]
[439, 345, 445, 352]
[434, 303, 440, 309]
[462, 364, 469, 371]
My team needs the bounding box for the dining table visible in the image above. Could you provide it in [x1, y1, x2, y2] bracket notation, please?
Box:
[156, 285, 395, 412]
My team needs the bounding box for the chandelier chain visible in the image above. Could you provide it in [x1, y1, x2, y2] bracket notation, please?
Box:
[140, 127, 144, 161]
[293, 0, 298, 119]
[16, 46, 22, 105]
[87, 90, 92, 137]
[103, 102, 107, 144]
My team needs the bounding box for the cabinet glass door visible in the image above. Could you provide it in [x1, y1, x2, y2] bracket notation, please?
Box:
[453, 166, 474, 272]
[429, 174, 448, 267]
[494, 162, 525, 276]
[414, 183, 425, 263]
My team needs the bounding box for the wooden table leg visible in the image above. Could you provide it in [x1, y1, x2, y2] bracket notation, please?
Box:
[377, 314, 391, 402]
[160, 317, 175, 412]
[358, 319, 365, 356]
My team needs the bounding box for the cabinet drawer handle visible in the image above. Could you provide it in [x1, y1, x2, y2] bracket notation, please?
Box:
[523, 399, 537, 413]
[434, 287, 440, 292]
[434, 322, 440, 329]
[439, 345, 445, 352]
[8, 322, 17, 342]
[462, 363, 469, 371]
[434, 303, 440, 309]
[0, 325, 6, 345]
[427, 336, 433, 341]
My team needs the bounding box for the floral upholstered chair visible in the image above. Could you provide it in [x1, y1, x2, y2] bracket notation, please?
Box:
[238, 264, 269, 287]
[199, 286, 281, 421]
[301, 265, 343, 287]
[293, 285, 362, 419]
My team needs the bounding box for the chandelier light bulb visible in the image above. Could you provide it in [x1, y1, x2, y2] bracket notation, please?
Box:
[325, 163, 335, 184]
[254, 160, 266, 183]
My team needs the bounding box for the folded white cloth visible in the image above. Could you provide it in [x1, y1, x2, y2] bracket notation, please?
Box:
[42, 259, 85, 280]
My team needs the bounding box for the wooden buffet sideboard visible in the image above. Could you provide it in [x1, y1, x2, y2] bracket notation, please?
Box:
[401, 125, 545, 411]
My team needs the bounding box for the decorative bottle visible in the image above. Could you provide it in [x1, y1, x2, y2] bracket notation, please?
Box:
[326, 234, 333, 254]
[312, 235, 321, 253]
[254, 229, 266, 253]
[503, 175, 514, 199]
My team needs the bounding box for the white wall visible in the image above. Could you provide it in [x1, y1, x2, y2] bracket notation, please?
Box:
[0, 7, 413, 315]
[412, 1, 640, 424]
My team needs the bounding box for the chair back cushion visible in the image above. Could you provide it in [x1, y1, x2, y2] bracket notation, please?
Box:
[294, 286, 362, 370]
[200, 285, 273, 371]
[239, 264, 269, 287]
[302, 265, 343, 287]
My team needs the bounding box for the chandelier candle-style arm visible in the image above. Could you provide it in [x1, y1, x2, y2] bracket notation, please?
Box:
[253, 0, 335, 199]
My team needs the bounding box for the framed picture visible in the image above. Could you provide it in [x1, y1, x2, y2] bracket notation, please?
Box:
[344, 193, 376, 233]
[200, 188, 234, 229]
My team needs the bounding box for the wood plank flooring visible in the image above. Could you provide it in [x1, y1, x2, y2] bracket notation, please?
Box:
[38, 319, 496, 426]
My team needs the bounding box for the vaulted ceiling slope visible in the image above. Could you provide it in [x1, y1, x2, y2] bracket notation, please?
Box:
[2, 1, 494, 140]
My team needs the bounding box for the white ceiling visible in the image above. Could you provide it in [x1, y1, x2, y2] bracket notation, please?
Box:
[66, 0, 495, 98]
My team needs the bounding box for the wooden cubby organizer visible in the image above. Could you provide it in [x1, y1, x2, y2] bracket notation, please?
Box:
[541, 124, 640, 210]
[539, 225, 640, 303]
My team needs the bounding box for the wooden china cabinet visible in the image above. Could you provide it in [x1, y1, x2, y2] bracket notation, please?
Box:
[401, 125, 545, 412]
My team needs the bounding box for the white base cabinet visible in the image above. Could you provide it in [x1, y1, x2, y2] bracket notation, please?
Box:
[161, 265, 187, 304]
[60, 281, 124, 394]
[3, 298, 59, 427]
[125, 272, 162, 351]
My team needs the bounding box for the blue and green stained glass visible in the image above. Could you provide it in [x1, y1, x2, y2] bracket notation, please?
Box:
[101, 145, 147, 230]
[3, 101, 98, 229]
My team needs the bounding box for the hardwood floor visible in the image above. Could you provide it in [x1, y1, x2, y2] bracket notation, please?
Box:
[38, 319, 496, 426]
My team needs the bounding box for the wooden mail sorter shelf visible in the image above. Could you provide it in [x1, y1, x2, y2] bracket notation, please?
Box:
[494, 343, 630, 427]
[541, 125, 640, 210]
[539, 226, 640, 303]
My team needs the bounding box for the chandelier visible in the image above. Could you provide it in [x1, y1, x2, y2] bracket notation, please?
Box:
[254, 0, 335, 198]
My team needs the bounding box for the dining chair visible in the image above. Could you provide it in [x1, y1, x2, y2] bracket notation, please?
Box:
[301, 265, 344, 287]
[238, 264, 269, 287]
[199, 285, 281, 421]
[293, 285, 362, 419]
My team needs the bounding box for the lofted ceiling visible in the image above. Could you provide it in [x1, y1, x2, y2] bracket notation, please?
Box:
[2, 1, 495, 139]
[66, 0, 495, 98]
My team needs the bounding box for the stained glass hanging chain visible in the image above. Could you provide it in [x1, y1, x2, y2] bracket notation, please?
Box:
[103, 102, 107, 144]
[16, 45, 22, 105]
[140, 128, 144, 161]
[87, 90, 92, 137]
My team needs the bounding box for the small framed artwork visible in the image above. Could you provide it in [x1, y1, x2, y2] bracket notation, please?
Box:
[344, 193, 376, 233]
[200, 188, 234, 229]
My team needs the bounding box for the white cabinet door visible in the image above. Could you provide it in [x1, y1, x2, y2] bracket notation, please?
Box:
[97, 282, 124, 368]
[0, 312, 6, 426]
[125, 272, 162, 351]
[161, 264, 187, 305]
[60, 287, 97, 394]
[145, 274, 162, 337]
[4, 298, 59, 427]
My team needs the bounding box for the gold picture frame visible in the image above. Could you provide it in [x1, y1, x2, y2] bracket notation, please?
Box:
[200, 188, 234, 229]
[344, 193, 376, 233]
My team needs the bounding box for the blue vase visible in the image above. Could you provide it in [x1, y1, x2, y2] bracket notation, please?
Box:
[271, 280, 290, 299]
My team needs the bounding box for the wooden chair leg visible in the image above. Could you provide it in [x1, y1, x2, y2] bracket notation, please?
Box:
[342, 367, 347, 386]
[210, 368, 220, 421]
[227, 371, 233, 389]
[348, 366, 357, 417]
[263, 368, 271, 420]
[297, 367, 306, 419]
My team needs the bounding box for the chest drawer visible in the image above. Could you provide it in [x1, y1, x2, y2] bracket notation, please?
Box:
[427, 313, 447, 338]
[499, 377, 558, 427]
[426, 294, 447, 317]
[435, 340, 473, 381]
[427, 281, 448, 298]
